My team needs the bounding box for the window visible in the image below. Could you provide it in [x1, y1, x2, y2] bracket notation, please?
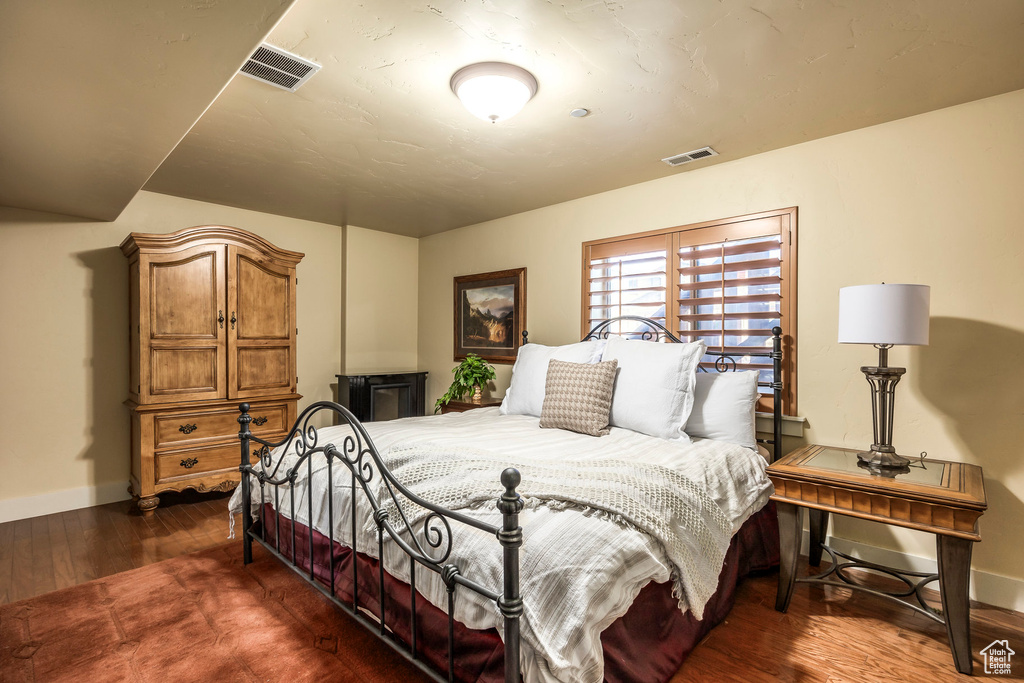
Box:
[584, 234, 671, 330]
[582, 208, 797, 414]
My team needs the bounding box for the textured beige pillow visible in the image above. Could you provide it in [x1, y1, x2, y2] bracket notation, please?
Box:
[539, 358, 618, 437]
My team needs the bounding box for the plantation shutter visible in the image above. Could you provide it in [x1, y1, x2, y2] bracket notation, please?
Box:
[582, 209, 796, 414]
[675, 215, 794, 413]
[583, 234, 671, 335]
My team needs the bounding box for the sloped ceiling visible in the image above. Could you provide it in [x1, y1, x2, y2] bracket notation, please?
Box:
[3, 1, 1024, 235]
[0, 0, 294, 221]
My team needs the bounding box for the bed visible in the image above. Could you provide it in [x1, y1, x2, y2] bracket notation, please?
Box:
[230, 316, 784, 683]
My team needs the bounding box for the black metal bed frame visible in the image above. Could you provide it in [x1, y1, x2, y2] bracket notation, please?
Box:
[236, 315, 785, 683]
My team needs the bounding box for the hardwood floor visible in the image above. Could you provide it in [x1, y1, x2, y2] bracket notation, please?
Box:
[2, 495, 1022, 681]
[675, 568, 1024, 682]
[0, 490, 237, 606]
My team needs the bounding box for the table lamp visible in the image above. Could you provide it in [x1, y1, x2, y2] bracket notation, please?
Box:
[838, 283, 930, 469]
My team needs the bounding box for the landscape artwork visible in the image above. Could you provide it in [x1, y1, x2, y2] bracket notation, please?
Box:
[453, 268, 526, 364]
[462, 285, 515, 348]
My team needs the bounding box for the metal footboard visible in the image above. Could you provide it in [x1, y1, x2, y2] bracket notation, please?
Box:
[237, 401, 523, 683]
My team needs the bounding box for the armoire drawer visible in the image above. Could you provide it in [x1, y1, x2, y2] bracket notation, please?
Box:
[154, 404, 288, 449]
[156, 441, 267, 483]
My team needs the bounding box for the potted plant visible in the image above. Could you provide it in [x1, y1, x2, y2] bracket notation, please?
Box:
[435, 354, 497, 413]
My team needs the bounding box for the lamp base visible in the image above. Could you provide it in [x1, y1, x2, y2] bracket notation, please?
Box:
[856, 446, 911, 469]
[856, 347, 911, 476]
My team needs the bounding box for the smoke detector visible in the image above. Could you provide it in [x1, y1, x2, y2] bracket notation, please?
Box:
[661, 146, 719, 167]
[239, 43, 320, 92]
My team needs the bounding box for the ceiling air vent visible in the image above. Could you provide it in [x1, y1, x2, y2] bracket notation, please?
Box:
[239, 43, 320, 92]
[661, 146, 719, 167]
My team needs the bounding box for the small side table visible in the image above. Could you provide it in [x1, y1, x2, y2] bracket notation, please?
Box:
[440, 398, 503, 414]
[768, 444, 986, 674]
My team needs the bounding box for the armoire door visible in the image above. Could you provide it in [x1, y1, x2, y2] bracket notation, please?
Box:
[227, 245, 297, 399]
[140, 245, 227, 403]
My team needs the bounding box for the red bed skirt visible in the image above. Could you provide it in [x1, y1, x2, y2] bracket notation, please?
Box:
[255, 500, 779, 683]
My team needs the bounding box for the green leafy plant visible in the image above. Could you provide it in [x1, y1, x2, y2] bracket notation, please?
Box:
[434, 354, 497, 413]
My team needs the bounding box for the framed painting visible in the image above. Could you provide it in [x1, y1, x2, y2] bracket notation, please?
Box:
[453, 268, 526, 364]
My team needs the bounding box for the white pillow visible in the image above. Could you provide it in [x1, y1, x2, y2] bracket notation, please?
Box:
[685, 370, 759, 451]
[600, 336, 706, 441]
[499, 341, 605, 417]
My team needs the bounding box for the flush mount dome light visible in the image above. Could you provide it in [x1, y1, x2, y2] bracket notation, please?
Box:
[450, 62, 538, 123]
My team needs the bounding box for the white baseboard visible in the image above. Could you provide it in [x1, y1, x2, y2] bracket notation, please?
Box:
[801, 530, 1024, 613]
[0, 481, 132, 524]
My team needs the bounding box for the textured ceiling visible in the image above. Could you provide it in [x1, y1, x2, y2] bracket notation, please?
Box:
[3, 1, 1024, 235]
[142, 0, 1024, 236]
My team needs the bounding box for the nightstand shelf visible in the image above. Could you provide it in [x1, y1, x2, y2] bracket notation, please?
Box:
[768, 444, 986, 674]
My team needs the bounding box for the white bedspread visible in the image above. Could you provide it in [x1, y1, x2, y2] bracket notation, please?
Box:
[229, 408, 773, 683]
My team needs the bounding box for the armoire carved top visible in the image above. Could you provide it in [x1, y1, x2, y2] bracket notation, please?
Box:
[119, 225, 304, 265]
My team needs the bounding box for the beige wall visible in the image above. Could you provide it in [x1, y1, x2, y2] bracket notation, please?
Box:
[343, 225, 420, 373]
[3, 84, 1021, 605]
[0, 191, 344, 514]
[418, 89, 1024, 595]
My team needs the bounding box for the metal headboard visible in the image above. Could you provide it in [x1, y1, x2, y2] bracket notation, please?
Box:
[526, 315, 785, 460]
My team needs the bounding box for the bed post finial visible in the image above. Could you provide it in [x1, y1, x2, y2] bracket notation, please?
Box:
[497, 467, 523, 682]
[522, 330, 529, 345]
[238, 403, 253, 564]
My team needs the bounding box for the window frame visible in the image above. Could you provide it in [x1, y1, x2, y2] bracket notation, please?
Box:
[581, 207, 797, 415]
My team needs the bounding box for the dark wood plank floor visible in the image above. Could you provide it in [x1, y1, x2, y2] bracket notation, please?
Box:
[675, 566, 1024, 682]
[0, 490, 237, 606]
[2, 494, 1022, 681]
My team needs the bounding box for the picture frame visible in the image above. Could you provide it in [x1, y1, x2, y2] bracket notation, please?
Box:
[453, 268, 526, 364]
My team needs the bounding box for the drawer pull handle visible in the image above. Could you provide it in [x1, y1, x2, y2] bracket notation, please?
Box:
[180, 457, 199, 469]
[179, 424, 198, 434]
[253, 416, 269, 426]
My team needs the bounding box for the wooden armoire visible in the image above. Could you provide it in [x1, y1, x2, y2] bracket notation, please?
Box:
[120, 226, 304, 512]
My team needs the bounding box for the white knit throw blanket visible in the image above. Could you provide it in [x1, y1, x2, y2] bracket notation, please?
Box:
[371, 445, 734, 616]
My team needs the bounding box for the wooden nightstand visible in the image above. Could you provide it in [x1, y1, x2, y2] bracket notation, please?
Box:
[768, 444, 987, 674]
[440, 398, 503, 414]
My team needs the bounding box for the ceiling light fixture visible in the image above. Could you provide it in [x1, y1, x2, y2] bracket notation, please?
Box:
[450, 62, 538, 123]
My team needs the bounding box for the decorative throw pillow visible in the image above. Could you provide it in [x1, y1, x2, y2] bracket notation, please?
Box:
[539, 359, 618, 436]
[685, 370, 760, 451]
[500, 340, 605, 417]
[600, 336, 706, 441]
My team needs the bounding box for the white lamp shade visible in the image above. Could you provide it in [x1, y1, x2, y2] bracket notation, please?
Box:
[451, 62, 537, 123]
[838, 284, 930, 345]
